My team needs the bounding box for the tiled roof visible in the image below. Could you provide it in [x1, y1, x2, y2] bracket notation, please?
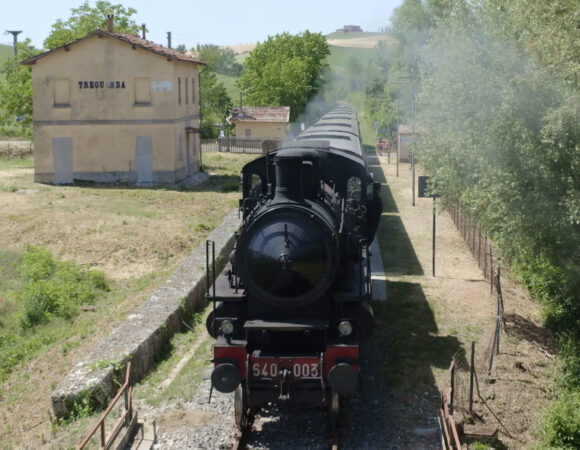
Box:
[21, 29, 206, 66]
[229, 107, 290, 123]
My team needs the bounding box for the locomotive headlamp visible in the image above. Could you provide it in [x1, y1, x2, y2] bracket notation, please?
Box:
[338, 320, 353, 337]
[221, 319, 234, 335]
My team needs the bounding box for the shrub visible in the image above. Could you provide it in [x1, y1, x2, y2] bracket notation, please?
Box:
[539, 390, 580, 449]
[19, 245, 55, 281]
[17, 246, 108, 328]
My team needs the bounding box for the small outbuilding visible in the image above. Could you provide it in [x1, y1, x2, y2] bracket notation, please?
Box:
[22, 19, 206, 185]
[227, 106, 290, 140]
[397, 125, 420, 163]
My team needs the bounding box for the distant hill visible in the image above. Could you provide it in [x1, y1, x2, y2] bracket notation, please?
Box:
[327, 32, 390, 49]
[225, 32, 389, 56]
[0, 44, 14, 64]
[326, 31, 383, 40]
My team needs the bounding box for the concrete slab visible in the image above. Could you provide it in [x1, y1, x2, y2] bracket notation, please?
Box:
[51, 210, 240, 418]
[370, 237, 388, 301]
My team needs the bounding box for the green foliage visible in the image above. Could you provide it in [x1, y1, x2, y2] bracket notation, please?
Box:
[538, 389, 580, 449]
[44, 1, 140, 49]
[195, 44, 242, 77]
[238, 31, 330, 121]
[372, 1, 580, 445]
[0, 39, 40, 139]
[200, 69, 233, 138]
[17, 246, 109, 328]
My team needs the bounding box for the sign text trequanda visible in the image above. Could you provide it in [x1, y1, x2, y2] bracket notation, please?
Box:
[78, 81, 126, 89]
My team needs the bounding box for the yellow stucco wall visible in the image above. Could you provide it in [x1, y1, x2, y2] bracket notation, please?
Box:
[30, 35, 202, 184]
[235, 122, 287, 139]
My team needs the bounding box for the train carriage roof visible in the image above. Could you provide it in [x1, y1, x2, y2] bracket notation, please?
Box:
[241, 105, 370, 196]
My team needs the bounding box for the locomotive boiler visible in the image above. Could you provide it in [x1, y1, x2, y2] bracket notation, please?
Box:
[206, 105, 382, 429]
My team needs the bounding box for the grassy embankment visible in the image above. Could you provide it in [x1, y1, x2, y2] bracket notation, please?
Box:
[0, 152, 257, 447]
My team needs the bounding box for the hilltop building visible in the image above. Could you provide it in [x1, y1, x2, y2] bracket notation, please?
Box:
[227, 106, 290, 139]
[336, 25, 363, 33]
[21, 17, 206, 185]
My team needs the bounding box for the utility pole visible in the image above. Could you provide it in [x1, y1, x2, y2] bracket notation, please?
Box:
[396, 97, 399, 177]
[6, 30, 22, 56]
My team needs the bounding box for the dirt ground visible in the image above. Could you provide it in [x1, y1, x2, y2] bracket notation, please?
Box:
[375, 155, 555, 448]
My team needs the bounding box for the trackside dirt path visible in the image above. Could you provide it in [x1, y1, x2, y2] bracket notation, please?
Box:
[369, 155, 554, 448]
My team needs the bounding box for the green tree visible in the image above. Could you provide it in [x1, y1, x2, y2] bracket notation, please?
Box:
[237, 31, 330, 121]
[195, 44, 242, 77]
[200, 70, 233, 138]
[0, 39, 40, 138]
[44, 1, 140, 49]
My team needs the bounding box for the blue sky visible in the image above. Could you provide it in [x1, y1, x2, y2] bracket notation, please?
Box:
[3, 0, 402, 50]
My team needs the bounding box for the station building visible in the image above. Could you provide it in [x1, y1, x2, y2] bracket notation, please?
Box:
[22, 21, 206, 185]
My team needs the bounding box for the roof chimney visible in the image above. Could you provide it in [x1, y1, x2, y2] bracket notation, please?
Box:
[141, 24, 146, 39]
[107, 14, 114, 32]
[167, 31, 172, 49]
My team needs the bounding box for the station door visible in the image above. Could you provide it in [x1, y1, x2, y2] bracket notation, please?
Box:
[136, 136, 153, 185]
[53, 137, 73, 185]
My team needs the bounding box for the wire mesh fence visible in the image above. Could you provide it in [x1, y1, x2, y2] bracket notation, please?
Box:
[448, 201, 497, 293]
[441, 202, 508, 447]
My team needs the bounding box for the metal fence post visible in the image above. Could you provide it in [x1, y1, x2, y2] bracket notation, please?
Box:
[490, 245, 494, 294]
[470, 341, 475, 416]
[477, 223, 482, 268]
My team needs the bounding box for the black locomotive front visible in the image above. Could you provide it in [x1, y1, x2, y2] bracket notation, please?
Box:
[206, 106, 380, 428]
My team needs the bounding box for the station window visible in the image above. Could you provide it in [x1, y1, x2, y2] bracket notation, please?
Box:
[185, 77, 189, 104]
[53, 79, 70, 107]
[245, 129, 251, 137]
[135, 77, 151, 105]
[178, 77, 182, 105]
[191, 77, 195, 104]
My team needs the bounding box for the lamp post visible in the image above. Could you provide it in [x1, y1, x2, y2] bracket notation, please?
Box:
[5, 30, 22, 56]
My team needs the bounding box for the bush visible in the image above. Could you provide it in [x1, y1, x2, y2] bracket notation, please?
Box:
[17, 246, 108, 328]
[19, 245, 55, 281]
[539, 390, 580, 449]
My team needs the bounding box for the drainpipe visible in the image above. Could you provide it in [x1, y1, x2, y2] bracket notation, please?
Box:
[198, 66, 208, 172]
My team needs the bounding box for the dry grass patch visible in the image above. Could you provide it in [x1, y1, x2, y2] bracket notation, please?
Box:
[0, 152, 255, 280]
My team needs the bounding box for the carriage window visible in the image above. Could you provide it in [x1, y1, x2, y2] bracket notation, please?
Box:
[347, 176, 362, 200]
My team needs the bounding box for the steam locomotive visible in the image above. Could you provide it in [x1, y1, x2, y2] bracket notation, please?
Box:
[206, 105, 382, 428]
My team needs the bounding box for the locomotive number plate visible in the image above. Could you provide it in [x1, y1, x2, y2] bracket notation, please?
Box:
[250, 357, 321, 379]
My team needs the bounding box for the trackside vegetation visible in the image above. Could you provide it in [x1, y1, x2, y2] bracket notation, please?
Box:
[0, 246, 108, 382]
[364, 1, 579, 447]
